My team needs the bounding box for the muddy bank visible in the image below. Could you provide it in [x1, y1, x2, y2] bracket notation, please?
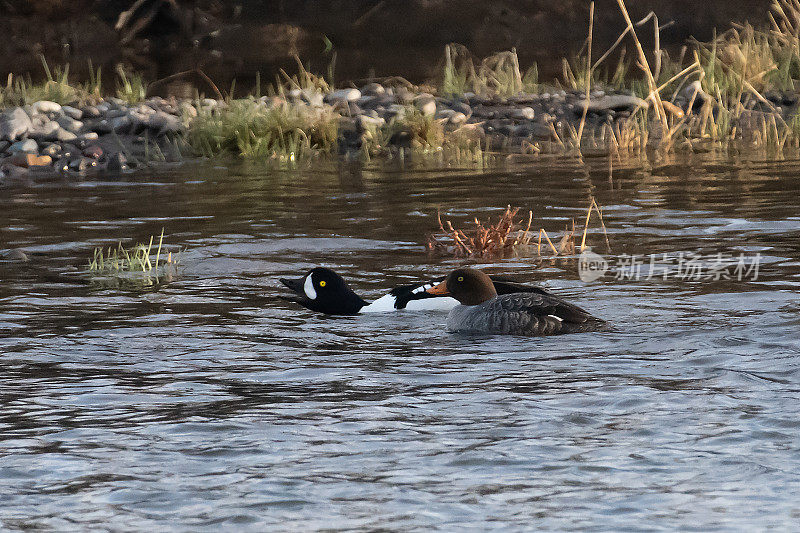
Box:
[1, 0, 771, 91]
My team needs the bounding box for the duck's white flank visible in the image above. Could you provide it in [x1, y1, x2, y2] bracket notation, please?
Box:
[359, 286, 459, 313]
[303, 275, 317, 300]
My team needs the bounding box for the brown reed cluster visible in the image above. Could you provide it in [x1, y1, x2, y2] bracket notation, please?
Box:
[427, 200, 609, 258]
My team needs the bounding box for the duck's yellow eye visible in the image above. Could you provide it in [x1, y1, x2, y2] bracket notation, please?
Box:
[319, 281, 327, 287]
[457, 276, 464, 282]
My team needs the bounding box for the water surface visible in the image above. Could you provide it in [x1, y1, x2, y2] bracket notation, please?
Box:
[2, 154, 799, 530]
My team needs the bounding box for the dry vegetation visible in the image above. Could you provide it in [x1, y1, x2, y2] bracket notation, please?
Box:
[427, 200, 609, 259]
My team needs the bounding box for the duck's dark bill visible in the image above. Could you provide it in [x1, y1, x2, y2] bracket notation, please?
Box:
[279, 276, 305, 295]
[425, 280, 450, 296]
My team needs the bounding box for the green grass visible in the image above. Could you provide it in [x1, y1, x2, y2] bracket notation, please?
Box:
[186, 98, 338, 161]
[116, 65, 147, 104]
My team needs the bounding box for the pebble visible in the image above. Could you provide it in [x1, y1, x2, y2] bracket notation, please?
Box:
[77, 132, 99, 143]
[62, 106, 83, 120]
[111, 115, 132, 133]
[8, 153, 51, 168]
[448, 112, 467, 126]
[56, 116, 83, 133]
[31, 101, 62, 114]
[9, 139, 38, 153]
[1, 107, 33, 141]
[414, 94, 436, 116]
[147, 111, 182, 134]
[356, 115, 386, 131]
[511, 107, 535, 120]
[3, 248, 29, 262]
[325, 88, 362, 104]
[69, 157, 98, 173]
[82, 106, 101, 118]
[107, 152, 129, 173]
[83, 145, 104, 159]
[42, 144, 63, 157]
[53, 128, 78, 143]
[577, 94, 648, 114]
[361, 82, 385, 96]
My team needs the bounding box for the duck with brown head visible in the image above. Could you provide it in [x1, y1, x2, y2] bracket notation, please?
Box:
[426, 268, 608, 336]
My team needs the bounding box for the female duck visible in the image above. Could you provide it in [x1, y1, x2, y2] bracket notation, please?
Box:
[425, 268, 607, 336]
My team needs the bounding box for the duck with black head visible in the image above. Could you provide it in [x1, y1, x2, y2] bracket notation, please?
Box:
[425, 268, 608, 336]
[279, 267, 554, 315]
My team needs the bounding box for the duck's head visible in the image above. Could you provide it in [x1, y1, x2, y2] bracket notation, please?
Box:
[279, 267, 367, 315]
[425, 268, 497, 306]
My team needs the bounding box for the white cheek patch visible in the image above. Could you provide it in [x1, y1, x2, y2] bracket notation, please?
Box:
[304, 275, 317, 300]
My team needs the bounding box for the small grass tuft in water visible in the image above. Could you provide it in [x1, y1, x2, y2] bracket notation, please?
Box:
[89, 230, 179, 274]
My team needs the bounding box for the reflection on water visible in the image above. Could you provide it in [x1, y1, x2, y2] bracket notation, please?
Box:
[1, 154, 800, 530]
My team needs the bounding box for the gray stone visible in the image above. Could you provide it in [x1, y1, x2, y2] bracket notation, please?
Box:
[53, 128, 78, 143]
[82, 106, 101, 118]
[0, 107, 33, 141]
[77, 132, 99, 143]
[68, 156, 98, 173]
[577, 94, 648, 114]
[448, 112, 468, 125]
[414, 94, 436, 116]
[107, 152, 129, 173]
[31, 100, 62, 114]
[62, 105, 83, 120]
[511, 107, 535, 120]
[361, 82, 385, 96]
[395, 88, 415, 105]
[356, 114, 386, 131]
[3, 249, 29, 262]
[56, 116, 83, 133]
[147, 111, 182, 134]
[325, 88, 362, 104]
[29, 121, 61, 141]
[9, 139, 38, 154]
[41, 143, 63, 157]
[111, 115, 132, 133]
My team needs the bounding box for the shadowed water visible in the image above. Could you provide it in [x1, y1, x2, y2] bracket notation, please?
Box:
[1, 154, 799, 530]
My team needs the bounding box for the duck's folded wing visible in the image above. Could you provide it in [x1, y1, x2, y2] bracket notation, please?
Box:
[388, 279, 444, 309]
[488, 293, 607, 335]
[391, 276, 549, 309]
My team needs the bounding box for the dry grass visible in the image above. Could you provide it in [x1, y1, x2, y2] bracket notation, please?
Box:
[427, 201, 610, 259]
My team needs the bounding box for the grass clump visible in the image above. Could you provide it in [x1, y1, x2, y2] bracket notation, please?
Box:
[427, 202, 609, 258]
[186, 99, 338, 161]
[1, 56, 103, 107]
[441, 44, 538, 97]
[89, 230, 178, 274]
[116, 65, 147, 104]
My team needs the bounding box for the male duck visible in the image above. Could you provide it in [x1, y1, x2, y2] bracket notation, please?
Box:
[279, 267, 552, 315]
[425, 268, 607, 336]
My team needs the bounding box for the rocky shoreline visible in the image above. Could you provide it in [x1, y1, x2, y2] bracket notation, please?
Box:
[2, 80, 798, 183]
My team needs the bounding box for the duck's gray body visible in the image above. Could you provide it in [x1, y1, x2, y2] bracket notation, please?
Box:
[446, 292, 607, 336]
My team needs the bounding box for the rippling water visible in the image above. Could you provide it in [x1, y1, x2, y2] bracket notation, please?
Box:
[2, 154, 800, 530]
